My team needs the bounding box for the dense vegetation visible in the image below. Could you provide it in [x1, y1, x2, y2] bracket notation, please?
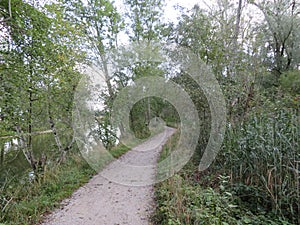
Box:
[0, 0, 299, 224]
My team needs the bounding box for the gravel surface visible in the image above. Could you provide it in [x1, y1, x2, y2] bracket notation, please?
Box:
[41, 127, 176, 225]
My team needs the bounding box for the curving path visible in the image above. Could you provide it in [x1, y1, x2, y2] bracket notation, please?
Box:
[41, 127, 176, 225]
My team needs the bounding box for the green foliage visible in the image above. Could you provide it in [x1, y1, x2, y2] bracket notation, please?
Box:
[60, 0, 123, 54]
[221, 107, 299, 223]
[259, 72, 279, 89]
[1, 0, 300, 224]
[280, 70, 300, 95]
[110, 144, 130, 158]
[251, 0, 300, 73]
[154, 175, 293, 225]
[0, 0, 84, 169]
[175, 6, 220, 65]
[154, 126, 296, 224]
[94, 111, 117, 150]
[129, 97, 179, 139]
[124, 0, 165, 42]
[0, 153, 95, 225]
[0, 143, 130, 225]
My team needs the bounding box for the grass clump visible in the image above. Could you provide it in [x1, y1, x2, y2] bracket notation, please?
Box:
[0, 143, 130, 225]
[153, 114, 297, 225]
[154, 175, 293, 225]
[0, 154, 95, 225]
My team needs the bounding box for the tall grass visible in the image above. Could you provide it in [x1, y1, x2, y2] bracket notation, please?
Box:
[221, 108, 299, 223]
[0, 153, 95, 225]
[0, 143, 131, 225]
[153, 126, 294, 224]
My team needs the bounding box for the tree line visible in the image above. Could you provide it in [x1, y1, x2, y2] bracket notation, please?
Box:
[0, 0, 299, 222]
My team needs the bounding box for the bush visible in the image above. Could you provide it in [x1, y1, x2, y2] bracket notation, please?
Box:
[0, 153, 95, 225]
[280, 70, 300, 95]
[221, 108, 299, 223]
[154, 109, 298, 224]
[154, 175, 293, 225]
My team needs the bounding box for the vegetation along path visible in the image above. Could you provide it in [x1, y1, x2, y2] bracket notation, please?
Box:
[41, 127, 176, 225]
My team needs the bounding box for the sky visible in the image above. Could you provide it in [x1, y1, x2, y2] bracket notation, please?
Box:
[113, 0, 216, 44]
[114, 0, 213, 22]
[163, 0, 214, 20]
[114, 0, 263, 22]
[113, 0, 264, 45]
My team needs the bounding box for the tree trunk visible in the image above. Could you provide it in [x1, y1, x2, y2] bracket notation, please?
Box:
[234, 0, 243, 46]
[8, 0, 11, 18]
[96, 28, 114, 104]
[243, 82, 255, 118]
[48, 113, 63, 153]
[28, 87, 33, 153]
[27, 74, 37, 170]
[0, 141, 4, 166]
[47, 81, 68, 163]
[101, 54, 114, 102]
[147, 97, 151, 125]
[230, 0, 243, 77]
[15, 125, 36, 169]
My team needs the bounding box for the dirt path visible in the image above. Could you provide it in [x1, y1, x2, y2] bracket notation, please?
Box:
[41, 127, 176, 225]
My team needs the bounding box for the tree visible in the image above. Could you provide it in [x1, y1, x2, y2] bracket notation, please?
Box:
[251, 0, 300, 76]
[60, 0, 123, 100]
[0, 0, 84, 169]
[57, 0, 124, 149]
[124, 0, 165, 43]
[173, 1, 262, 123]
[122, 0, 167, 130]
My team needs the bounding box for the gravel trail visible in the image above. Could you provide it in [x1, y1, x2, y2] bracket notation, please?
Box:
[41, 127, 176, 225]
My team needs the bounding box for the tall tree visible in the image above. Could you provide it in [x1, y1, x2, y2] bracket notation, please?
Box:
[122, 0, 166, 128]
[124, 0, 165, 43]
[60, 0, 123, 100]
[0, 0, 84, 168]
[250, 0, 300, 76]
[58, 0, 124, 148]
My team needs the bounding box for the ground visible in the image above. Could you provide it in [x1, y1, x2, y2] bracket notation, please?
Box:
[41, 127, 176, 225]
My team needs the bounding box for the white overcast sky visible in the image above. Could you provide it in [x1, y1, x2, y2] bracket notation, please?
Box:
[113, 0, 215, 43]
[164, 0, 214, 19]
[114, 0, 212, 22]
[113, 0, 263, 44]
[114, 0, 263, 31]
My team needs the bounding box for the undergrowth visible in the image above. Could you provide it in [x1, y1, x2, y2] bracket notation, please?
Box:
[153, 120, 297, 225]
[0, 144, 130, 225]
[154, 175, 292, 225]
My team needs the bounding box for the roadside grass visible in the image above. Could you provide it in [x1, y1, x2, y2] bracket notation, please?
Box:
[0, 143, 130, 225]
[152, 129, 295, 225]
[0, 126, 171, 225]
[110, 144, 130, 158]
[153, 174, 293, 225]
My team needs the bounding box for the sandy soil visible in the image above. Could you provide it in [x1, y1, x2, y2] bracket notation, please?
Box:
[41, 127, 176, 225]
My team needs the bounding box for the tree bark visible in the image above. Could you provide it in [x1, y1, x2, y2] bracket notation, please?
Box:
[234, 0, 243, 46]
[15, 125, 36, 169]
[0, 141, 4, 166]
[49, 114, 63, 152]
[0, 0, 12, 24]
[229, 0, 243, 77]
[26, 69, 37, 170]
[101, 54, 114, 101]
[28, 86, 33, 152]
[47, 102, 68, 164]
[147, 97, 151, 125]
